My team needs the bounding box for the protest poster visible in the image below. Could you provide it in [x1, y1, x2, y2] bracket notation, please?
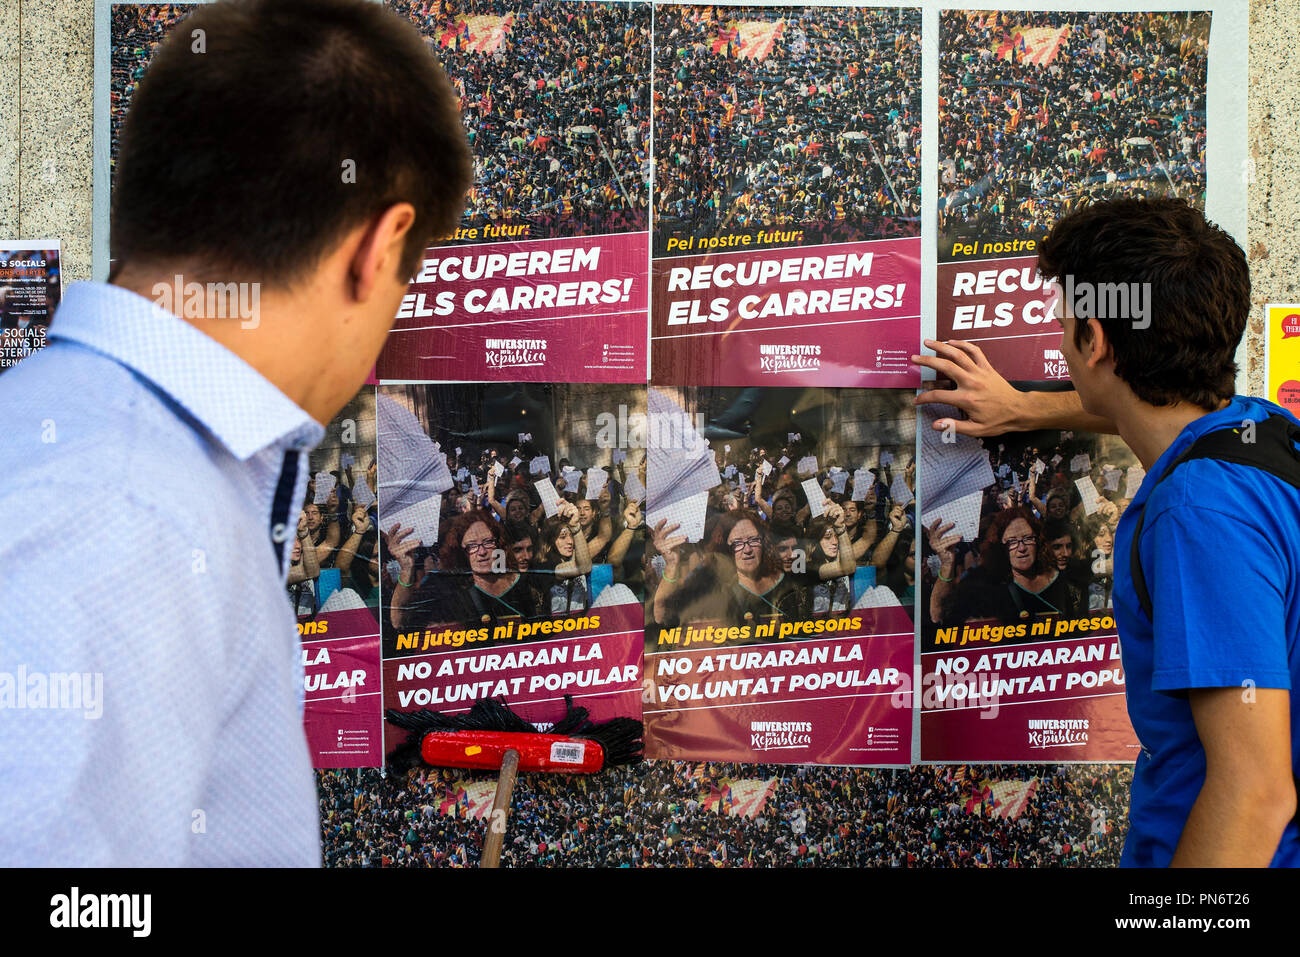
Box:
[650, 4, 921, 388]
[291, 389, 386, 768]
[1266, 303, 1300, 416]
[933, 8, 1243, 382]
[376, 383, 646, 754]
[0, 241, 61, 371]
[376, 0, 650, 383]
[98, 2, 195, 275]
[643, 386, 915, 764]
[919, 403, 1142, 761]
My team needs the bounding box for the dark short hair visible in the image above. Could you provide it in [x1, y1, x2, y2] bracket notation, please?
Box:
[111, 0, 471, 285]
[1037, 197, 1248, 410]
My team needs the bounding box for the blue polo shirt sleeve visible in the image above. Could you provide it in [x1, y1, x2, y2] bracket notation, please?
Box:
[1145, 504, 1292, 693]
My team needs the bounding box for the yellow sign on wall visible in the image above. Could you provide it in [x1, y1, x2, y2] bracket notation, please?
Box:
[1266, 303, 1300, 413]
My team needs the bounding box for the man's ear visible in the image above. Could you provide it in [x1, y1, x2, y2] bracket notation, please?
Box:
[1083, 316, 1113, 370]
[347, 202, 417, 303]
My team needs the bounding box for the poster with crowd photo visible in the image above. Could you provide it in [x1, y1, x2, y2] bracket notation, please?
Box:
[287, 389, 387, 768]
[377, 0, 650, 384]
[95, 1, 198, 275]
[935, 9, 1216, 381]
[650, 4, 921, 388]
[643, 386, 916, 765]
[104, 1, 193, 183]
[0, 241, 61, 372]
[917, 400, 1142, 761]
[376, 383, 646, 754]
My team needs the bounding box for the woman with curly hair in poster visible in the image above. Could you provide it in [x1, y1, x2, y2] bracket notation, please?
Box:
[389, 508, 544, 635]
[651, 508, 818, 635]
[927, 505, 1082, 628]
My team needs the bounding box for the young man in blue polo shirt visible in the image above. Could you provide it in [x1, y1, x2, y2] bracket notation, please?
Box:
[914, 196, 1298, 867]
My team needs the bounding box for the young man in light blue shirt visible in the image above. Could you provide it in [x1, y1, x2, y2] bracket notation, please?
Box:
[0, 0, 470, 865]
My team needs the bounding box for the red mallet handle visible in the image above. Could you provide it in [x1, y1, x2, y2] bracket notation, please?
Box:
[421, 729, 606, 773]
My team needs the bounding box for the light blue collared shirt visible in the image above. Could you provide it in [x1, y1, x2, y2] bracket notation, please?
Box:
[0, 281, 324, 866]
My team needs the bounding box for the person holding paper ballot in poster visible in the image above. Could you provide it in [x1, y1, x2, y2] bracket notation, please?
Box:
[389, 508, 546, 635]
[645, 387, 915, 642]
[379, 383, 646, 649]
[651, 502, 855, 635]
[913, 197, 1300, 867]
[536, 499, 595, 614]
[927, 505, 1083, 629]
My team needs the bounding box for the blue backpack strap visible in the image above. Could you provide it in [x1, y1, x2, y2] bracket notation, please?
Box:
[1129, 414, 1300, 622]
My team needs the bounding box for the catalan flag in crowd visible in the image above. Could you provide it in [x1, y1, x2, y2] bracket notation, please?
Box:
[711, 18, 785, 61]
[461, 780, 499, 820]
[964, 779, 993, 815]
[993, 26, 1068, 66]
[703, 778, 779, 818]
[438, 785, 465, 816]
[987, 777, 1040, 819]
[438, 13, 515, 54]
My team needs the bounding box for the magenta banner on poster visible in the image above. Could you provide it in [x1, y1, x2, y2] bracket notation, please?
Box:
[651, 237, 920, 387]
[935, 255, 1065, 382]
[381, 601, 643, 756]
[300, 607, 384, 769]
[921, 627, 1139, 763]
[644, 607, 913, 765]
[377, 232, 648, 383]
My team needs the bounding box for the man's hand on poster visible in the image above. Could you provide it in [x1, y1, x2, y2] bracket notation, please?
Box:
[912, 339, 1027, 437]
[912, 338, 1119, 435]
